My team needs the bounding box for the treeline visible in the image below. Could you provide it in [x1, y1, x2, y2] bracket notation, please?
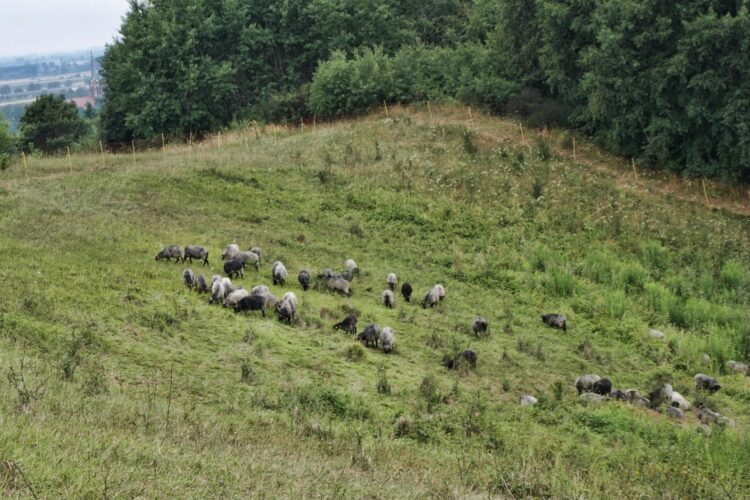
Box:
[100, 0, 750, 180]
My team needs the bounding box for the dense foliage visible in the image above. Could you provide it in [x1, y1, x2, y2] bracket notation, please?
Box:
[18, 94, 88, 154]
[102, 0, 750, 180]
[0, 112, 14, 169]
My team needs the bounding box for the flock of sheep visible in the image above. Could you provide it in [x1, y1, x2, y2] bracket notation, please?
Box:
[156, 243, 734, 428]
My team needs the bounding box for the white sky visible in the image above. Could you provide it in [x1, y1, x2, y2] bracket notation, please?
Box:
[0, 0, 130, 58]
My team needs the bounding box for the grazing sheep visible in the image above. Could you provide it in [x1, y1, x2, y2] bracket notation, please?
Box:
[380, 327, 395, 353]
[333, 315, 358, 335]
[611, 388, 649, 407]
[234, 295, 266, 316]
[648, 328, 665, 340]
[184, 245, 209, 265]
[272, 261, 288, 286]
[520, 395, 538, 406]
[695, 373, 721, 393]
[422, 287, 440, 309]
[224, 259, 245, 279]
[298, 270, 310, 291]
[667, 406, 684, 419]
[236, 251, 261, 271]
[224, 288, 249, 308]
[251, 285, 277, 308]
[327, 278, 352, 296]
[276, 292, 297, 324]
[592, 378, 612, 396]
[318, 268, 340, 281]
[387, 273, 398, 290]
[195, 274, 209, 293]
[696, 403, 733, 427]
[670, 391, 691, 411]
[401, 282, 413, 302]
[357, 324, 380, 348]
[221, 244, 240, 261]
[575, 374, 601, 394]
[182, 268, 195, 288]
[342, 270, 353, 282]
[648, 384, 673, 408]
[435, 284, 446, 301]
[472, 317, 489, 337]
[344, 259, 358, 275]
[382, 290, 394, 309]
[221, 277, 235, 297]
[579, 392, 605, 405]
[209, 279, 225, 304]
[542, 313, 567, 332]
[249, 247, 262, 263]
[726, 360, 748, 374]
[445, 350, 477, 370]
[155, 245, 183, 263]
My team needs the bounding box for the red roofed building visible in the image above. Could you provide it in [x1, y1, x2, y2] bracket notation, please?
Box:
[70, 96, 96, 109]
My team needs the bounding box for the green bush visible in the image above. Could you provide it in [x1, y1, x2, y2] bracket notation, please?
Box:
[618, 262, 647, 293]
[549, 268, 578, 297]
[720, 260, 749, 290]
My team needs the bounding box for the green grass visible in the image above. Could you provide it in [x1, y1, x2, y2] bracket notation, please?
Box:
[0, 107, 749, 497]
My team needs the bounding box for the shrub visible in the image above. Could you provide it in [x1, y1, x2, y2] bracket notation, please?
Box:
[376, 365, 391, 395]
[720, 260, 748, 290]
[345, 343, 366, 362]
[549, 268, 578, 297]
[638, 240, 669, 277]
[619, 262, 647, 293]
[419, 375, 442, 412]
[603, 290, 627, 319]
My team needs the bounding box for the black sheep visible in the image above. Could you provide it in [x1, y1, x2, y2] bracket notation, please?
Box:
[224, 259, 245, 279]
[401, 282, 413, 302]
[234, 295, 266, 316]
[541, 313, 567, 332]
[445, 350, 477, 370]
[298, 270, 311, 291]
[592, 378, 612, 396]
[333, 315, 358, 334]
[357, 324, 380, 348]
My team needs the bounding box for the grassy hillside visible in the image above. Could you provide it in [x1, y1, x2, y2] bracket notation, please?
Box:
[0, 106, 749, 498]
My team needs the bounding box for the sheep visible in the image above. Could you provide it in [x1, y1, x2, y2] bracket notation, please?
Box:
[648, 328, 665, 340]
[667, 406, 684, 419]
[575, 374, 601, 394]
[234, 295, 266, 316]
[726, 360, 749, 374]
[696, 403, 733, 427]
[272, 261, 288, 286]
[380, 327, 395, 353]
[224, 259, 245, 279]
[276, 292, 297, 324]
[298, 270, 311, 291]
[333, 315, 358, 335]
[357, 324, 380, 348]
[611, 388, 649, 407]
[155, 245, 183, 263]
[579, 392, 605, 405]
[382, 290, 394, 309]
[422, 287, 440, 308]
[249, 247, 262, 263]
[401, 282, 413, 302]
[435, 284, 446, 301]
[221, 277, 235, 297]
[695, 373, 721, 393]
[387, 273, 397, 290]
[592, 378, 612, 396]
[541, 313, 567, 332]
[195, 274, 209, 293]
[236, 251, 260, 271]
[472, 317, 488, 337]
[342, 270, 353, 282]
[444, 350, 477, 370]
[182, 268, 195, 288]
[221, 244, 240, 261]
[251, 285, 277, 308]
[519, 395, 538, 406]
[670, 391, 691, 411]
[223, 288, 249, 308]
[183, 245, 209, 265]
[318, 268, 340, 281]
[327, 278, 352, 296]
[209, 279, 225, 304]
[344, 259, 358, 275]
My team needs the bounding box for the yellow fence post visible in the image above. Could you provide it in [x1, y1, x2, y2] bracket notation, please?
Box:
[21, 152, 29, 181]
[131, 139, 136, 165]
[99, 140, 106, 167]
[631, 158, 639, 182]
[702, 179, 709, 205]
[427, 101, 433, 124]
[572, 137, 576, 161]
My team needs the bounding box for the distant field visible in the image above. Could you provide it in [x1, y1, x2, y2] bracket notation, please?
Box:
[0, 106, 748, 497]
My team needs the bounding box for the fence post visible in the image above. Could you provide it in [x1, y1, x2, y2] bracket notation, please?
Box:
[161, 133, 166, 159]
[131, 139, 136, 165]
[572, 137, 576, 161]
[67, 146, 73, 174]
[631, 158, 639, 182]
[99, 140, 106, 167]
[427, 101, 433, 124]
[21, 152, 29, 181]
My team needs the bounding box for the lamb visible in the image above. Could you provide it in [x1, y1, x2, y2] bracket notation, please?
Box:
[182, 268, 195, 288]
[333, 315, 358, 334]
[541, 313, 567, 332]
[234, 295, 266, 316]
[155, 245, 183, 263]
[422, 287, 440, 308]
[592, 378, 612, 396]
[236, 251, 261, 271]
[327, 278, 352, 296]
[435, 284, 446, 301]
[382, 290, 394, 309]
[223, 288, 250, 308]
[183, 245, 209, 265]
[401, 282, 413, 302]
[209, 278, 225, 304]
[575, 374, 601, 394]
[695, 373, 721, 393]
[194, 274, 209, 293]
[444, 350, 477, 370]
[276, 292, 297, 324]
[357, 324, 380, 348]
[272, 261, 288, 286]
[344, 259, 358, 275]
[221, 244, 240, 261]
[380, 327, 395, 353]
[387, 273, 398, 290]
[298, 270, 310, 291]
[472, 317, 488, 337]
[224, 259, 245, 279]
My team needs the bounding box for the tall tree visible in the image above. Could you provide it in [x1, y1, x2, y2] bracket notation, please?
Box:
[18, 94, 88, 154]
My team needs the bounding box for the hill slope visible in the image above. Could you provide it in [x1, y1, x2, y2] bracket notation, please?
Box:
[0, 107, 749, 497]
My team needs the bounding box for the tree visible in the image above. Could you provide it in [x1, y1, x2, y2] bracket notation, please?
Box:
[0, 112, 15, 169]
[18, 94, 88, 154]
[0, 85, 11, 96]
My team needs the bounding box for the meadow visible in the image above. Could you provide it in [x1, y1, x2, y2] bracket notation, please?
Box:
[0, 106, 749, 498]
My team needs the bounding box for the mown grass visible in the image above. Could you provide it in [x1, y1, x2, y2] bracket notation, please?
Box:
[0, 106, 749, 497]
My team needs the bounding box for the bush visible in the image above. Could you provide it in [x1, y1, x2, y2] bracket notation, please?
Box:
[619, 262, 647, 293]
[720, 260, 748, 290]
[19, 94, 88, 153]
[0, 113, 15, 169]
[549, 268, 578, 297]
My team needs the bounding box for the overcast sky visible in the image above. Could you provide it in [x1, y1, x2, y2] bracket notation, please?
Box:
[0, 0, 130, 58]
